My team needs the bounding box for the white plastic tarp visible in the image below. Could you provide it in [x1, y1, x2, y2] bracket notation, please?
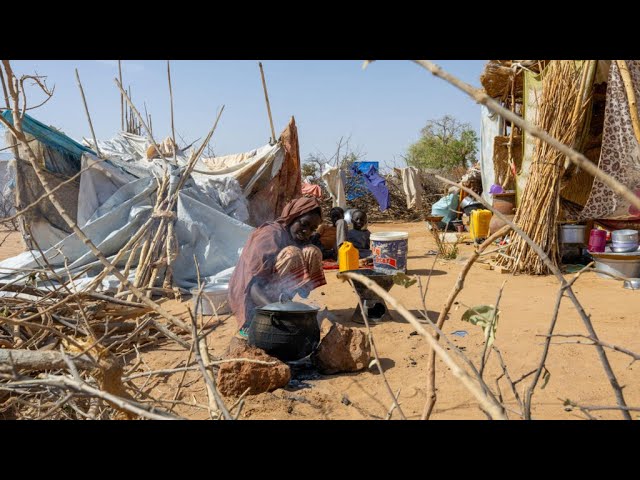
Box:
[321, 165, 346, 209]
[480, 105, 503, 203]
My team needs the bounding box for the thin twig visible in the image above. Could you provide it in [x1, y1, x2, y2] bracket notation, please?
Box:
[422, 225, 510, 420]
[435, 176, 632, 420]
[479, 280, 507, 376]
[74, 69, 102, 159]
[339, 271, 507, 420]
[348, 278, 406, 420]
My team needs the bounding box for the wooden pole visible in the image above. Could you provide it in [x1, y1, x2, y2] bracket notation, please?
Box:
[74, 69, 103, 159]
[258, 62, 277, 144]
[118, 60, 124, 132]
[0, 67, 20, 160]
[616, 60, 640, 146]
[167, 60, 177, 164]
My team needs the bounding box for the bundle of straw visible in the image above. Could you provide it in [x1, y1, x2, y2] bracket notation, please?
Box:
[498, 60, 596, 274]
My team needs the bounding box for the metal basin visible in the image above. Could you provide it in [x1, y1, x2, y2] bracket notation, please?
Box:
[591, 247, 640, 280]
[623, 278, 640, 290]
[343, 269, 395, 297]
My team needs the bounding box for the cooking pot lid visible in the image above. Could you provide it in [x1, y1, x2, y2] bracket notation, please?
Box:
[256, 300, 320, 313]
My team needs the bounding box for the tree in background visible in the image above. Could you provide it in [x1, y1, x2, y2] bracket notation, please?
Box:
[406, 115, 478, 170]
[301, 163, 318, 180]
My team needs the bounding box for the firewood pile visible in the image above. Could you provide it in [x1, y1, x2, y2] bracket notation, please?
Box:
[0, 280, 199, 419]
[316, 169, 457, 222]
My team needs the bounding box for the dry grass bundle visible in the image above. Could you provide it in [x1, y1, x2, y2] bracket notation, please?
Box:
[481, 61, 551, 106]
[481, 61, 524, 101]
[427, 225, 462, 259]
[498, 61, 596, 274]
[493, 135, 522, 190]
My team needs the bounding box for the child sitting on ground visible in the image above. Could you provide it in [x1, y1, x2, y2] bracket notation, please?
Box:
[311, 207, 345, 260]
[347, 209, 372, 259]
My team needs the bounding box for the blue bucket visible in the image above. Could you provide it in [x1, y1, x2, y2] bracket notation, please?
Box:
[370, 231, 409, 274]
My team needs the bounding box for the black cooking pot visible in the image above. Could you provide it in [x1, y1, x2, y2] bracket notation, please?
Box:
[248, 300, 320, 362]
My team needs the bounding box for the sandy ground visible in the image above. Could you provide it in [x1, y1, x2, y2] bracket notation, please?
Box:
[1, 224, 638, 420]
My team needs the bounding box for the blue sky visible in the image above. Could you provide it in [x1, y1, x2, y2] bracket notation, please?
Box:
[1, 60, 485, 169]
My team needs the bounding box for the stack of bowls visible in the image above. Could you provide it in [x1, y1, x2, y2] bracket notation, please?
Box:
[611, 229, 639, 253]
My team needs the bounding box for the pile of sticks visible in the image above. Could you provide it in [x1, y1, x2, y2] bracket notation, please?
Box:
[0, 279, 194, 419]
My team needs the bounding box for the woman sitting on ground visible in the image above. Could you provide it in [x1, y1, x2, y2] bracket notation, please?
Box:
[228, 197, 327, 338]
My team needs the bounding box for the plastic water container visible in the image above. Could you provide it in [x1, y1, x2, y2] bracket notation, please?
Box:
[338, 241, 360, 272]
[588, 229, 607, 253]
[370, 231, 409, 274]
[470, 210, 492, 242]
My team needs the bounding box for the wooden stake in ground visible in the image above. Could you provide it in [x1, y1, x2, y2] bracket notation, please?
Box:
[258, 62, 277, 145]
[616, 60, 640, 146]
[75, 69, 102, 159]
[118, 60, 124, 132]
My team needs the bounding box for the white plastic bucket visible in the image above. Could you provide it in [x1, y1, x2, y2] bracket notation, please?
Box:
[370, 231, 409, 274]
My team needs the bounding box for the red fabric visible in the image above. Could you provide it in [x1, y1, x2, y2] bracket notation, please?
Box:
[322, 260, 339, 270]
[247, 117, 303, 226]
[302, 182, 322, 198]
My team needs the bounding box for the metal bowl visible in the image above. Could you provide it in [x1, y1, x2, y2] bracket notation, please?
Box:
[591, 247, 640, 279]
[623, 278, 640, 290]
[611, 229, 639, 243]
[460, 196, 482, 210]
[611, 243, 640, 253]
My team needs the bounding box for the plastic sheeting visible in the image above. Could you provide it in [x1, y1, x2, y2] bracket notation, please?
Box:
[0, 172, 254, 291]
[480, 105, 504, 203]
[1, 119, 303, 293]
[2, 110, 94, 168]
[356, 163, 389, 211]
[399, 166, 423, 209]
[321, 165, 346, 209]
[346, 161, 378, 201]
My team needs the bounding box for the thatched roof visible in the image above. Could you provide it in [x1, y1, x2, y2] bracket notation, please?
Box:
[480, 60, 548, 100]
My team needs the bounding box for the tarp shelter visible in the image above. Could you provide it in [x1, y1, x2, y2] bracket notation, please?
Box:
[0, 114, 303, 292]
[2, 110, 96, 250]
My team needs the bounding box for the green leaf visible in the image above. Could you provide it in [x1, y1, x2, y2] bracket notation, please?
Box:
[392, 272, 417, 289]
[541, 368, 551, 390]
[461, 305, 499, 348]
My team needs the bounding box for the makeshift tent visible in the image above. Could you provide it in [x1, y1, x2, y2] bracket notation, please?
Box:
[2, 111, 96, 250]
[0, 113, 303, 292]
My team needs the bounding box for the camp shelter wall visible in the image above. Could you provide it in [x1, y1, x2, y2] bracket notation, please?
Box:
[1, 112, 95, 250]
[518, 61, 616, 215]
[480, 105, 504, 202]
[578, 60, 640, 221]
[196, 116, 302, 226]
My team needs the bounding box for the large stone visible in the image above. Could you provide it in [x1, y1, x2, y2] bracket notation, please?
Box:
[217, 337, 291, 397]
[311, 321, 371, 374]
